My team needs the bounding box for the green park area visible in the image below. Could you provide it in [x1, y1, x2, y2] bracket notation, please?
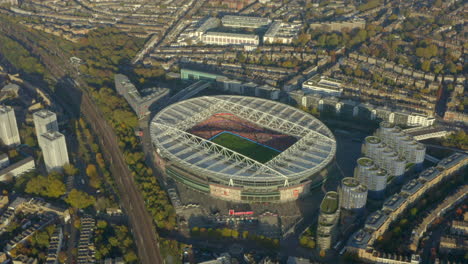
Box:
[211, 132, 280, 163]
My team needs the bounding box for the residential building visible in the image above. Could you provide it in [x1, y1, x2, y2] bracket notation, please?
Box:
[114, 74, 170, 118]
[45, 227, 63, 264]
[309, 18, 365, 31]
[302, 75, 343, 97]
[33, 109, 58, 137]
[0, 156, 35, 182]
[0, 105, 20, 146]
[263, 21, 302, 44]
[221, 15, 271, 29]
[77, 215, 95, 264]
[201, 32, 259, 46]
[354, 157, 387, 198]
[316, 191, 340, 251]
[40, 131, 69, 173]
[340, 177, 367, 210]
[0, 152, 9, 168]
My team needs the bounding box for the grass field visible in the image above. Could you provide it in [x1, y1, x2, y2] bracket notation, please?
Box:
[211, 132, 280, 163]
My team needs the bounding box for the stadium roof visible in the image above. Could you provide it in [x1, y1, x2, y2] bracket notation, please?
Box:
[150, 96, 336, 184]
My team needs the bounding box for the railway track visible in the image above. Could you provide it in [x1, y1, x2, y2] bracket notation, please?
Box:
[0, 21, 165, 264]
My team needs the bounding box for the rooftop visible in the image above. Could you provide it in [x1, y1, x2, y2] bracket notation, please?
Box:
[380, 121, 394, 129]
[365, 210, 389, 230]
[383, 193, 406, 212]
[347, 229, 372, 249]
[320, 191, 339, 214]
[33, 109, 56, 119]
[0, 105, 13, 114]
[401, 179, 424, 196]
[418, 167, 441, 183]
[342, 177, 359, 187]
[365, 136, 381, 144]
[438, 153, 467, 169]
[40, 131, 64, 141]
[358, 157, 374, 167]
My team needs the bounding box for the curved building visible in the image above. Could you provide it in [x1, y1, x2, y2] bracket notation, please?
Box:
[340, 177, 368, 210]
[363, 136, 382, 157]
[355, 158, 387, 199]
[367, 168, 388, 199]
[317, 191, 340, 251]
[151, 95, 336, 203]
[354, 157, 376, 184]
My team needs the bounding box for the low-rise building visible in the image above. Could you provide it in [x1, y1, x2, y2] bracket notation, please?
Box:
[201, 32, 259, 46]
[302, 75, 343, 97]
[263, 21, 302, 44]
[222, 15, 271, 29]
[114, 74, 170, 118]
[0, 156, 35, 182]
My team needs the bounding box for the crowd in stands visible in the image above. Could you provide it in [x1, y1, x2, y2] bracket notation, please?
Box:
[187, 113, 297, 151]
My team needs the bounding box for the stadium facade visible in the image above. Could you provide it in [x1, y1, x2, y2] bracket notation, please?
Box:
[150, 96, 336, 203]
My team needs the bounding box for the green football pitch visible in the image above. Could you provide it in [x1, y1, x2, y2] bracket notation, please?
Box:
[211, 132, 281, 163]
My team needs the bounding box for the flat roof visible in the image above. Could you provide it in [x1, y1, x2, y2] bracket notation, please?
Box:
[383, 193, 406, 212]
[33, 109, 56, 119]
[365, 210, 388, 230]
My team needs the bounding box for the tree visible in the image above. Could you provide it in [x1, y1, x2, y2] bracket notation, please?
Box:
[97, 220, 108, 229]
[421, 60, 431, 72]
[25, 176, 66, 198]
[124, 250, 138, 263]
[63, 164, 78, 176]
[8, 149, 18, 159]
[65, 189, 96, 209]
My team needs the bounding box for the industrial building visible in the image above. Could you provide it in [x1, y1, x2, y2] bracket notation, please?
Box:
[40, 131, 69, 173]
[340, 177, 368, 211]
[316, 191, 340, 251]
[201, 32, 259, 46]
[115, 74, 170, 118]
[0, 105, 20, 147]
[221, 15, 271, 29]
[151, 96, 336, 203]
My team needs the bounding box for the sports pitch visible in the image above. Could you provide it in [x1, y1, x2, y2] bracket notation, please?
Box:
[211, 132, 281, 163]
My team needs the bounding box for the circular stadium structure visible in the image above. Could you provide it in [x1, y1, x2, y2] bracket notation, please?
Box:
[150, 95, 336, 202]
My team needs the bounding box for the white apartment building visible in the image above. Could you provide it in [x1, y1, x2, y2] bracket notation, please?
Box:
[340, 177, 368, 210]
[0, 157, 35, 182]
[201, 32, 259, 46]
[40, 131, 69, 173]
[0, 105, 21, 147]
[33, 109, 58, 137]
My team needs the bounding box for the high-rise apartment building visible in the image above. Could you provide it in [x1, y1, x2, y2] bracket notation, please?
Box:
[40, 131, 69, 173]
[354, 157, 388, 199]
[33, 109, 58, 137]
[316, 191, 340, 251]
[0, 105, 21, 147]
[340, 177, 368, 210]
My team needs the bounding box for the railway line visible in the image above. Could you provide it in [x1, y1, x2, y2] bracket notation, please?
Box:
[0, 21, 164, 264]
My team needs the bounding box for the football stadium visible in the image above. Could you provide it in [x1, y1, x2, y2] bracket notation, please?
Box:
[150, 96, 336, 202]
